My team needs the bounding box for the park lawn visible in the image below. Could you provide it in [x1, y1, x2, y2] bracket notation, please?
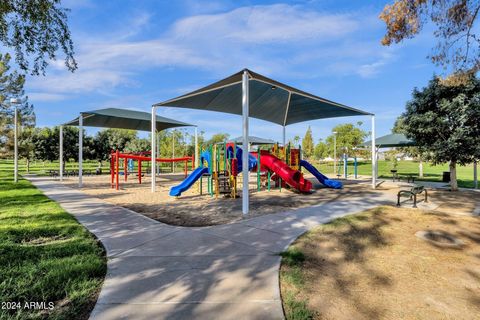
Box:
[1, 158, 476, 187]
[314, 160, 476, 188]
[0, 159, 107, 176]
[0, 170, 106, 319]
[0, 159, 177, 177]
[280, 206, 480, 320]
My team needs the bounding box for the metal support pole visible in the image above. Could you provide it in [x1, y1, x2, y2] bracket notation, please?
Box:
[14, 105, 18, 183]
[282, 126, 286, 146]
[194, 127, 199, 168]
[156, 132, 160, 175]
[59, 126, 63, 181]
[333, 133, 337, 175]
[354, 157, 358, 179]
[170, 130, 175, 173]
[151, 106, 157, 192]
[371, 115, 376, 189]
[78, 114, 83, 188]
[242, 70, 249, 215]
[474, 160, 478, 189]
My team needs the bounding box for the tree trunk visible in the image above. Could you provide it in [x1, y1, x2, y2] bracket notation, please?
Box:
[419, 160, 424, 178]
[449, 161, 458, 191]
[26, 158, 30, 173]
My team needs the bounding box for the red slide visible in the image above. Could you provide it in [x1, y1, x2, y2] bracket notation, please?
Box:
[253, 151, 312, 193]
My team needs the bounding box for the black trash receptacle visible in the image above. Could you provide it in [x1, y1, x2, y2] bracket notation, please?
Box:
[442, 171, 450, 182]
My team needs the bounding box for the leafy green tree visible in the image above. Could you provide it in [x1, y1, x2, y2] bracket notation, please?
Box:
[0, 53, 35, 157]
[205, 133, 230, 146]
[93, 129, 137, 160]
[32, 126, 81, 164]
[325, 123, 367, 157]
[125, 138, 151, 153]
[290, 135, 301, 146]
[302, 126, 314, 159]
[18, 127, 36, 172]
[314, 139, 328, 160]
[0, 0, 76, 75]
[187, 130, 205, 155]
[33, 127, 56, 161]
[57, 126, 79, 162]
[391, 116, 406, 134]
[402, 75, 480, 190]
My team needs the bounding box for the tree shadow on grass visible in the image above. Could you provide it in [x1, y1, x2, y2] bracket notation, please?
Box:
[277, 206, 400, 319]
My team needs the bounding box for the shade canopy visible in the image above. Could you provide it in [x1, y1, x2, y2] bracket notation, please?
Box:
[362, 133, 415, 148]
[154, 69, 371, 126]
[230, 136, 275, 145]
[65, 108, 193, 131]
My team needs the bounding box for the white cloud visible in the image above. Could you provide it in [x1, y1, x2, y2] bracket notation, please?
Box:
[27, 4, 392, 97]
[28, 92, 69, 102]
[357, 51, 395, 78]
[171, 4, 359, 44]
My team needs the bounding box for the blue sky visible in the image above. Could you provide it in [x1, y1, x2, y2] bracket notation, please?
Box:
[25, 0, 439, 143]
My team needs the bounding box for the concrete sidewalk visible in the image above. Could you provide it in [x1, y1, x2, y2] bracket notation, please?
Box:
[29, 177, 392, 320]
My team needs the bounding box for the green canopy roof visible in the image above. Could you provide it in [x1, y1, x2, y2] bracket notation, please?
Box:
[362, 133, 415, 148]
[64, 108, 193, 131]
[154, 69, 371, 126]
[229, 136, 275, 145]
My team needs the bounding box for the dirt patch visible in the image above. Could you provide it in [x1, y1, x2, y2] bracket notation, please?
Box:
[280, 206, 480, 320]
[428, 190, 480, 215]
[62, 173, 387, 226]
[62, 174, 479, 227]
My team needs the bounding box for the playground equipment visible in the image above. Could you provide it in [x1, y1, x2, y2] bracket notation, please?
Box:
[170, 142, 256, 197]
[300, 160, 343, 189]
[334, 152, 358, 180]
[110, 150, 194, 190]
[170, 141, 342, 197]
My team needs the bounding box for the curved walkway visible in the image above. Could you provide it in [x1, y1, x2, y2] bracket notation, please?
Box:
[28, 177, 392, 320]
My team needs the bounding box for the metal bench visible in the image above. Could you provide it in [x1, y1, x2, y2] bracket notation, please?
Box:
[397, 185, 428, 208]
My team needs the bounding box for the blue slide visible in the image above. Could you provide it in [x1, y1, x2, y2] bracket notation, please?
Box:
[300, 160, 343, 189]
[227, 146, 257, 171]
[169, 167, 209, 196]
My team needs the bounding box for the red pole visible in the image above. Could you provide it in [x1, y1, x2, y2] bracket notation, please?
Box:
[184, 160, 187, 177]
[110, 152, 114, 188]
[138, 160, 142, 184]
[116, 150, 119, 190]
[124, 156, 128, 182]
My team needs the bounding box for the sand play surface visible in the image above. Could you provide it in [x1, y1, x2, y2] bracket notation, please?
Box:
[61, 173, 479, 227]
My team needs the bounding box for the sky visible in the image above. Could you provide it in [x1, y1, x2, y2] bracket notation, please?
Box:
[25, 0, 440, 143]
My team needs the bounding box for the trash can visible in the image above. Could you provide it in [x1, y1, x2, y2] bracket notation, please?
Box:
[442, 171, 450, 182]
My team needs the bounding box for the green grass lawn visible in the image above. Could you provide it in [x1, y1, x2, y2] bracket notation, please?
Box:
[1, 158, 477, 188]
[0, 168, 106, 319]
[0, 159, 183, 177]
[313, 160, 477, 188]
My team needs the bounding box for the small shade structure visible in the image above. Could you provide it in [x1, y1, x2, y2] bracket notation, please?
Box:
[361, 133, 416, 179]
[153, 69, 375, 214]
[361, 133, 415, 148]
[230, 136, 275, 145]
[362, 133, 479, 188]
[60, 108, 194, 187]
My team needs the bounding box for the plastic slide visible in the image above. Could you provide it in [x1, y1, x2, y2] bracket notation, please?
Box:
[227, 146, 257, 171]
[258, 152, 312, 193]
[300, 160, 343, 189]
[169, 167, 209, 196]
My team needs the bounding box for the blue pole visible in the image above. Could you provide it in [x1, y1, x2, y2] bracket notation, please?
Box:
[354, 157, 358, 179]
